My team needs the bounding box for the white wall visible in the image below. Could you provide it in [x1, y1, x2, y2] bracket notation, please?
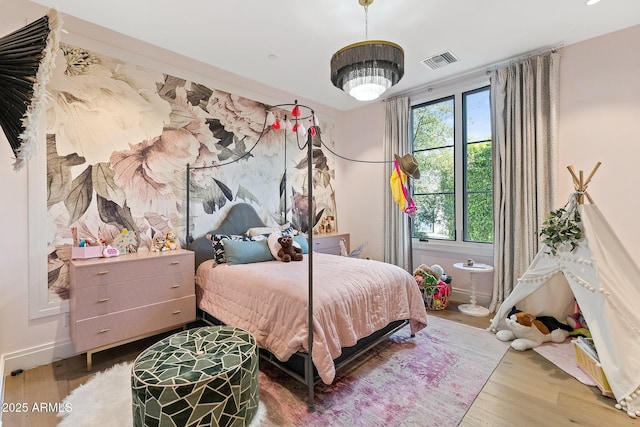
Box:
[335, 102, 386, 261]
[0, 1, 63, 403]
[557, 25, 640, 258]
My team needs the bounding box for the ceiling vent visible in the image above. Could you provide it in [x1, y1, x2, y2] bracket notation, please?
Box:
[421, 51, 459, 70]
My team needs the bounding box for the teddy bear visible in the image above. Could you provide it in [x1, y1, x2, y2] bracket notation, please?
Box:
[496, 307, 572, 351]
[277, 235, 303, 262]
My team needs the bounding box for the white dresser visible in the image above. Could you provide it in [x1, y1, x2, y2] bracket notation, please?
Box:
[69, 249, 195, 369]
[311, 233, 350, 255]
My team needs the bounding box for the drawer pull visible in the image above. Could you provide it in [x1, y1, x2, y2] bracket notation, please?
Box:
[98, 270, 110, 275]
[173, 310, 182, 315]
[99, 328, 110, 333]
[171, 284, 181, 288]
[170, 261, 180, 265]
[98, 298, 110, 303]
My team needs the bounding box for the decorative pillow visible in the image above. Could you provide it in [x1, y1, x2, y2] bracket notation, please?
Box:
[246, 223, 296, 237]
[206, 233, 268, 264]
[292, 234, 309, 254]
[206, 234, 246, 264]
[267, 232, 303, 260]
[223, 239, 274, 265]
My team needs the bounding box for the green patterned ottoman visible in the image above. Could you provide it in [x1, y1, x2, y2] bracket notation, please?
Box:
[131, 326, 259, 427]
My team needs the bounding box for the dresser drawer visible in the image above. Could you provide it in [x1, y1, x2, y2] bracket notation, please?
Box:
[72, 270, 194, 320]
[70, 250, 193, 288]
[312, 233, 350, 255]
[73, 295, 196, 353]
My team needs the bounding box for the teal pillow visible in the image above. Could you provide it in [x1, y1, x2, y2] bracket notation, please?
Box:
[223, 239, 274, 265]
[293, 234, 309, 254]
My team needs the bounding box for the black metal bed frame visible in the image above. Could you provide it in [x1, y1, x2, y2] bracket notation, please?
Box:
[200, 309, 409, 386]
[186, 101, 412, 412]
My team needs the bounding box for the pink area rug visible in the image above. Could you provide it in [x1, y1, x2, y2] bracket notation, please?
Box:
[258, 315, 509, 426]
[533, 340, 597, 387]
[59, 316, 508, 427]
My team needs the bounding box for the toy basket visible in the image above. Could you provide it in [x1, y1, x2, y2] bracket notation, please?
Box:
[421, 282, 451, 311]
[572, 338, 614, 398]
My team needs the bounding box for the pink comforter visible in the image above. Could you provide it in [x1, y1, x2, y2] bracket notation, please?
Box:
[196, 253, 427, 384]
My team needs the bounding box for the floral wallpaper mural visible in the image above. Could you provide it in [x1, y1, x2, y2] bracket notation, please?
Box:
[44, 44, 336, 302]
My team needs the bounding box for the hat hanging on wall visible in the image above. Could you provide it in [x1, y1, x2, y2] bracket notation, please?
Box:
[394, 153, 420, 179]
[0, 9, 62, 171]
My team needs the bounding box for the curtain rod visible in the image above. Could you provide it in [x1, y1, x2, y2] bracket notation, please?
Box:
[486, 44, 562, 72]
[387, 44, 563, 100]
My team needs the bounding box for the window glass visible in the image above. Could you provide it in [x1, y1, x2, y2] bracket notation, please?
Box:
[411, 85, 493, 243]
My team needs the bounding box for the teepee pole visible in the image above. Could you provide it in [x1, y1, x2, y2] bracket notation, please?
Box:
[566, 162, 601, 204]
[583, 162, 601, 188]
[567, 166, 583, 203]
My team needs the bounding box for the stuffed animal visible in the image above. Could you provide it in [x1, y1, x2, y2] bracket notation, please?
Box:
[152, 234, 167, 252]
[164, 230, 180, 250]
[277, 235, 303, 262]
[567, 304, 591, 338]
[496, 308, 572, 351]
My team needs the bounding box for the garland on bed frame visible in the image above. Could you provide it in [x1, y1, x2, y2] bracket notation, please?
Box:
[186, 100, 321, 411]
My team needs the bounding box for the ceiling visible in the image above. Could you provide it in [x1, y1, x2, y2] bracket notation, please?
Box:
[22, 0, 640, 111]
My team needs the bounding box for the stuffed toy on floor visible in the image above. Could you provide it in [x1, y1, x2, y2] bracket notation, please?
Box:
[496, 307, 573, 351]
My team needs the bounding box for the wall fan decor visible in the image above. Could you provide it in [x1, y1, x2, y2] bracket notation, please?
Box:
[0, 9, 61, 171]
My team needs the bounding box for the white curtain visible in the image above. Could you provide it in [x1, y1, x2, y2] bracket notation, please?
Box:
[489, 51, 560, 312]
[383, 96, 412, 271]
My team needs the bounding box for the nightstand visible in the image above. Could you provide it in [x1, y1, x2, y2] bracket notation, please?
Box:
[311, 233, 350, 255]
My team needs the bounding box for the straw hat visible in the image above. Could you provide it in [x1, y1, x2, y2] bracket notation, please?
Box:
[394, 154, 421, 179]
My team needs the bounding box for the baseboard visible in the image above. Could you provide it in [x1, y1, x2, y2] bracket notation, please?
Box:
[450, 288, 491, 309]
[2, 339, 75, 378]
[1, 352, 5, 410]
[1, 341, 73, 427]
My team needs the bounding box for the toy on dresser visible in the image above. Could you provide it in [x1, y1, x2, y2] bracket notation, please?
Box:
[153, 234, 167, 252]
[112, 228, 137, 254]
[165, 231, 180, 250]
[152, 231, 180, 252]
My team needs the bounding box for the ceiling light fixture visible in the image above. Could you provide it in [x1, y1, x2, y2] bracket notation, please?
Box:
[330, 0, 404, 101]
[585, 0, 601, 5]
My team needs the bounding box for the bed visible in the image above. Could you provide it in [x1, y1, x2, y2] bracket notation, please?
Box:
[189, 203, 428, 410]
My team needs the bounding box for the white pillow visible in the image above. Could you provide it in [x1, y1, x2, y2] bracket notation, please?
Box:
[246, 222, 293, 237]
[267, 232, 301, 260]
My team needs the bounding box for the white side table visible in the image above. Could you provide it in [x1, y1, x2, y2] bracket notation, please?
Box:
[453, 262, 494, 317]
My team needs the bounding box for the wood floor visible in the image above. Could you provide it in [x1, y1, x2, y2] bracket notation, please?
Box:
[3, 303, 638, 427]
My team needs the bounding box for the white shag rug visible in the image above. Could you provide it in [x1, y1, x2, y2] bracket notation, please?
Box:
[57, 362, 267, 427]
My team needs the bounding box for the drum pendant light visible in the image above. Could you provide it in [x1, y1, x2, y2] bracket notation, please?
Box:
[330, 0, 404, 101]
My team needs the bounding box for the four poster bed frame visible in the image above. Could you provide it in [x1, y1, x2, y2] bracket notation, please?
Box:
[184, 102, 415, 412]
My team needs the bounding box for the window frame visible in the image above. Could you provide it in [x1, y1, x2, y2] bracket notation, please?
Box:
[410, 76, 493, 257]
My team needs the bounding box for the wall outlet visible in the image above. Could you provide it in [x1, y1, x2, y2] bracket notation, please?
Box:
[64, 312, 70, 327]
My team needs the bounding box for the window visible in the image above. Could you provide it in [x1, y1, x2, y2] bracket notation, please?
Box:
[411, 85, 493, 244]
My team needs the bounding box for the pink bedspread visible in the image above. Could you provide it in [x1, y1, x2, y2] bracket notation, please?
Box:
[196, 253, 427, 384]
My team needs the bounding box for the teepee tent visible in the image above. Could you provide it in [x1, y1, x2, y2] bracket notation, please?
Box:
[489, 163, 640, 418]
